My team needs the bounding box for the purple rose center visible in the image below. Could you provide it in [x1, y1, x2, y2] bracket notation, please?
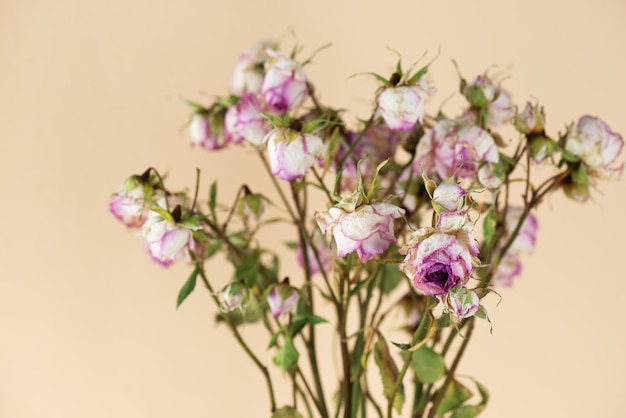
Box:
[425, 268, 450, 288]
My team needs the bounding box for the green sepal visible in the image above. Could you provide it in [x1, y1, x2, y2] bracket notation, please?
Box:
[273, 333, 299, 374]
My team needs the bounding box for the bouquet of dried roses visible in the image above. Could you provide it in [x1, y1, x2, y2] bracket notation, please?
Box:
[109, 40, 623, 418]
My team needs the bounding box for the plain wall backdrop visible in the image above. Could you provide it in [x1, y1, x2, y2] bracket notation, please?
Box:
[2, 0, 625, 417]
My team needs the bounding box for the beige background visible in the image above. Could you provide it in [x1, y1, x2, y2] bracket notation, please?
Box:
[2, 0, 626, 417]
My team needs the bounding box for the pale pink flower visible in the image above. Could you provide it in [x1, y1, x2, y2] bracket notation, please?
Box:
[444, 286, 480, 323]
[477, 162, 503, 189]
[415, 118, 499, 182]
[267, 284, 298, 319]
[189, 113, 229, 151]
[265, 128, 324, 181]
[224, 94, 271, 146]
[315, 203, 405, 262]
[230, 41, 273, 95]
[377, 81, 435, 131]
[432, 183, 466, 212]
[141, 210, 197, 266]
[514, 102, 546, 135]
[564, 115, 624, 180]
[110, 176, 149, 228]
[491, 252, 522, 287]
[261, 50, 308, 112]
[400, 211, 479, 297]
[487, 89, 514, 128]
[219, 282, 248, 313]
[504, 207, 538, 254]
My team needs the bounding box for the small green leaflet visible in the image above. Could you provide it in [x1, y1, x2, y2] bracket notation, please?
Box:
[176, 264, 199, 309]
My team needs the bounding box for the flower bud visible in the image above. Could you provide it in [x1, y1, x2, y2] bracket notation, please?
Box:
[377, 81, 434, 131]
[261, 50, 308, 112]
[141, 206, 200, 266]
[315, 203, 405, 262]
[224, 94, 271, 146]
[487, 89, 514, 127]
[514, 102, 546, 135]
[230, 41, 272, 95]
[444, 286, 480, 323]
[564, 115, 624, 180]
[477, 162, 504, 189]
[267, 284, 298, 319]
[431, 183, 466, 212]
[237, 187, 265, 220]
[219, 282, 248, 313]
[463, 75, 496, 108]
[529, 134, 555, 164]
[110, 175, 151, 228]
[265, 127, 324, 181]
[189, 111, 229, 151]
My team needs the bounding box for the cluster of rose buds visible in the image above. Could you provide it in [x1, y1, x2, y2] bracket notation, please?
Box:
[110, 171, 200, 266]
[110, 39, 625, 418]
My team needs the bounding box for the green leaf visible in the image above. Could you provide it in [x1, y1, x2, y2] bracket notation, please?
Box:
[208, 181, 217, 220]
[284, 241, 298, 250]
[374, 336, 405, 414]
[560, 149, 580, 163]
[449, 405, 480, 418]
[435, 379, 472, 416]
[391, 341, 411, 351]
[271, 406, 304, 418]
[382, 263, 404, 295]
[273, 335, 299, 373]
[482, 210, 496, 250]
[410, 346, 445, 384]
[176, 265, 199, 309]
[204, 239, 223, 259]
[235, 254, 259, 288]
[291, 314, 328, 337]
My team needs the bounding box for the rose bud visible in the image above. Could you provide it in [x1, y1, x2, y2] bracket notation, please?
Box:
[236, 187, 265, 221]
[504, 207, 538, 255]
[399, 228, 476, 297]
[219, 282, 248, 313]
[189, 111, 230, 151]
[463, 75, 496, 108]
[377, 80, 435, 131]
[564, 115, 624, 180]
[514, 102, 546, 135]
[487, 88, 514, 128]
[431, 183, 466, 213]
[265, 127, 324, 181]
[477, 162, 504, 189]
[224, 94, 272, 146]
[230, 41, 273, 95]
[315, 203, 405, 262]
[444, 286, 480, 323]
[261, 50, 308, 112]
[141, 208, 200, 266]
[110, 175, 151, 228]
[267, 283, 299, 319]
[491, 252, 522, 287]
[415, 118, 499, 182]
[400, 211, 479, 297]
